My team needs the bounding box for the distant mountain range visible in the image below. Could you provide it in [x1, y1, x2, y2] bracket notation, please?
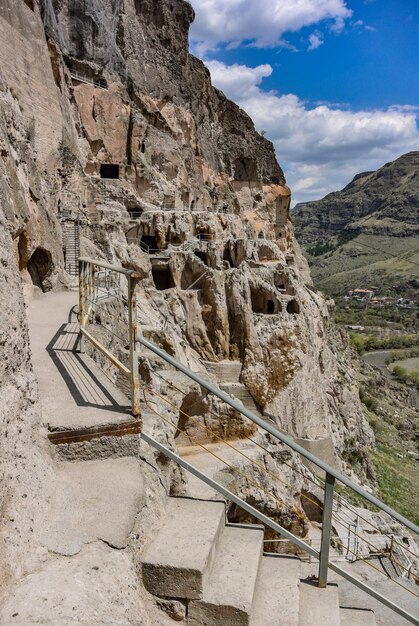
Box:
[293, 152, 419, 296]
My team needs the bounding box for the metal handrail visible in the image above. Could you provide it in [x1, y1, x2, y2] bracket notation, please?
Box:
[70, 73, 107, 90]
[138, 335, 419, 621]
[142, 433, 419, 626]
[138, 335, 418, 535]
[77, 257, 418, 622]
[78, 258, 141, 416]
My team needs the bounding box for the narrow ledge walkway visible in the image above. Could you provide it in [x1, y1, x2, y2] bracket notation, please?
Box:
[27, 290, 135, 432]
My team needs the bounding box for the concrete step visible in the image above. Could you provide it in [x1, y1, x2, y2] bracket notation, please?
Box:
[220, 382, 262, 415]
[37, 458, 144, 556]
[340, 607, 376, 626]
[299, 581, 341, 626]
[188, 525, 264, 626]
[141, 498, 225, 599]
[205, 360, 242, 383]
[250, 555, 301, 626]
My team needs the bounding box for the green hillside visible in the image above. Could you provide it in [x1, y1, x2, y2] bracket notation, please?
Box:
[292, 152, 419, 303]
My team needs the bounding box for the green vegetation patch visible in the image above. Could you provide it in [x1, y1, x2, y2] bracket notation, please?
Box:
[371, 444, 419, 526]
[349, 333, 419, 355]
[306, 234, 419, 297]
[391, 364, 419, 389]
[335, 305, 418, 331]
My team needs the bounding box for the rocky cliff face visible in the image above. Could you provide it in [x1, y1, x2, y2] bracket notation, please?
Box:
[0, 0, 375, 620]
[293, 152, 419, 243]
[292, 152, 419, 296]
[35, 0, 371, 455]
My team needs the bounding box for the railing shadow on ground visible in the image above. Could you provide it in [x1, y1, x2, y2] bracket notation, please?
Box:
[45, 317, 131, 415]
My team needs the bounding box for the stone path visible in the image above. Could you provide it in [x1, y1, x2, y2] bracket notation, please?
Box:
[27, 290, 134, 431]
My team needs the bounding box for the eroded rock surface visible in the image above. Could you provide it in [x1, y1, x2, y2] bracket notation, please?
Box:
[0, 0, 379, 622]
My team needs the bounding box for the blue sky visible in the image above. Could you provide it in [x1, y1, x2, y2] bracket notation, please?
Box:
[188, 0, 419, 204]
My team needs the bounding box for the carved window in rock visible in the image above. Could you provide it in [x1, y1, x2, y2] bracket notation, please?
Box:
[250, 287, 281, 314]
[194, 250, 209, 266]
[196, 229, 212, 241]
[286, 299, 300, 315]
[223, 246, 234, 268]
[151, 266, 174, 291]
[266, 300, 275, 314]
[169, 234, 183, 245]
[140, 235, 159, 254]
[127, 207, 143, 219]
[100, 163, 120, 179]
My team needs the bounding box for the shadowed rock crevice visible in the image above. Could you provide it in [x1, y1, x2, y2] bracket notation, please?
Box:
[27, 248, 53, 292]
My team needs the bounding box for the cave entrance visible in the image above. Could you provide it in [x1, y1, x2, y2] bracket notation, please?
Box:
[151, 266, 174, 291]
[287, 300, 300, 315]
[27, 248, 52, 292]
[195, 250, 208, 265]
[234, 157, 258, 182]
[250, 287, 280, 314]
[100, 163, 120, 179]
[169, 234, 183, 245]
[197, 229, 212, 241]
[127, 207, 143, 219]
[223, 245, 234, 268]
[140, 235, 159, 254]
[18, 232, 29, 272]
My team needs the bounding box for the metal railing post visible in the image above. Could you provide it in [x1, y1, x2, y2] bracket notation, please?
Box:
[128, 274, 141, 417]
[78, 259, 85, 353]
[318, 472, 335, 587]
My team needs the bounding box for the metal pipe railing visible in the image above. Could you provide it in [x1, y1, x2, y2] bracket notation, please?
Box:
[78, 258, 141, 417]
[138, 335, 419, 536]
[142, 433, 419, 626]
[76, 257, 417, 621]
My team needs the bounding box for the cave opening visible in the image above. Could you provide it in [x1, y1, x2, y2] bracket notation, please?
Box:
[287, 300, 300, 315]
[234, 157, 258, 182]
[169, 234, 183, 245]
[140, 235, 159, 253]
[250, 287, 280, 314]
[27, 248, 52, 292]
[223, 246, 234, 268]
[127, 207, 143, 219]
[100, 163, 120, 179]
[151, 266, 174, 291]
[18, 232, 28, 272]
[194, 250, 208, 265]
[258, 231, 264, 239]
[196, 229, 212, 241]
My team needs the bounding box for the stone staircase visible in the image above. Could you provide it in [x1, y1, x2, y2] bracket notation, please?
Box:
[204, 359, 243, 383]
[204, 359, 263, 416]
[141, 497, 377, 626]
[62, 219, 80, 277]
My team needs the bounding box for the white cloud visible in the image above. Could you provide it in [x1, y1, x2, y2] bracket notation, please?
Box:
[189, 0, 352, 50]
[205, 60, 419, 204]
[308, 30, 324, 50]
